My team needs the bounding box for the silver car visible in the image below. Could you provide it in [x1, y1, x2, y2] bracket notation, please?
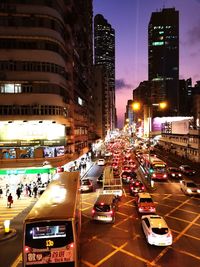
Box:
[180, 180, 200, 196]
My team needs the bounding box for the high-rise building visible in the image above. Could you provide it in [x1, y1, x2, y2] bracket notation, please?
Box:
[148, 8, 179, 115]
[0, 1, 93, 173]
[94, 14, 116, 131]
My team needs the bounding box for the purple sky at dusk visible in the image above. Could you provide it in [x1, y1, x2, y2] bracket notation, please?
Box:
[93, 0, 200, 128]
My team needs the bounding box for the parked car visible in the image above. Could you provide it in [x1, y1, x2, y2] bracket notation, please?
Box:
[179, 165, 196, 176]
[136, 192, 156, 214]
[80, 178, 93, 193]
[167, 167, 182, 179]
[141, 215, 172, 246]
[180, 179, 200, 196]
[97, 158, 105, 166]
[129, 180, 145, 195]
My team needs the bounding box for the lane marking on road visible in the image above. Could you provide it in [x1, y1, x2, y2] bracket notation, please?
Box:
[11, 253, 22, 267]
[151, 214, 200, 265]
[81, 259, 95, 267]
[95, 222, 154, 265]
[173, 247, 200, 261]
[95, 242, 128, 267]
[167, 214, 200, 224]
[158, 201, 200, 214]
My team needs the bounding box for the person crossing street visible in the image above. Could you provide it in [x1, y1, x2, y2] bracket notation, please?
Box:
[7, 193, 13, 208]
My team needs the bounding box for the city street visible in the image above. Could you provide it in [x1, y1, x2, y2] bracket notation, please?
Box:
[1, 159, 199, 267]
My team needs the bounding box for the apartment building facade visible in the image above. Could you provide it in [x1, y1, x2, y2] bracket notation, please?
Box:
[0, 0, 93, 172]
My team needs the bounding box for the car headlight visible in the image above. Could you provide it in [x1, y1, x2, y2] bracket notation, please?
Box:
[187, 188, 192, 194]
[197, 189, 200, 193]
[178, 174, 182, 177]
[172, 173, 175, 177]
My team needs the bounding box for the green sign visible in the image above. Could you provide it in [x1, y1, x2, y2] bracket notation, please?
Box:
[0, 168, 56, 175]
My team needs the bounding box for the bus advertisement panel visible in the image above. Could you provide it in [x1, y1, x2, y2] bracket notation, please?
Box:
[23, 171, 81, 267]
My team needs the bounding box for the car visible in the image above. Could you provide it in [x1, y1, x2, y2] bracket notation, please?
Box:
[80, 178, 93, 192]
[122, 165, 132, 172]
[179, 165, 196, 176]
[111, 161, 119, 169]
[97, 158, 105, 166]
[121, 171, 137, 183]
[141, 215, 172, 246]
[104, 151, 112, 157]
[129, 180, 145, 195]
[92, 194, 118, 223]
[167, 167, 182, 179]
[136, 192, 156, 214]
[180, 179, 200, 196]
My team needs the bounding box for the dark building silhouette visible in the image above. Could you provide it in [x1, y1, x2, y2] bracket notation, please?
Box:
[148, 7, 179, 115]
[94, 14, 116, 130]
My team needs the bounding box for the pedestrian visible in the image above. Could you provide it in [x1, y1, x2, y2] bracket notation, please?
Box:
[16, 187, 21, 199]
[33, 185, 38, 198]
[5, 184, 9, 196]
[28, 184, 32, 197]
[0, 186, 3, 198]
[25, 184, 28, 196]
[7, 193, 13, 208]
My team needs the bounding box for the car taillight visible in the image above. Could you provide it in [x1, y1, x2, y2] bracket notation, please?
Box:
[152, 173, 156, 178]
[109, 210, 114, 215]
[24, 246, 31, 253]
[135, 182, 139, 186]
[70, 243, 74, 248]
[141, 186, 144, 190]
[92, 209, 95, 214]
[163, 174, 167, 178]
[130, 186, 133, 190]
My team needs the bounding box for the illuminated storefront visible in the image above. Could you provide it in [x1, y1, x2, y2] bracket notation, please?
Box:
[0, 120, 66, 159]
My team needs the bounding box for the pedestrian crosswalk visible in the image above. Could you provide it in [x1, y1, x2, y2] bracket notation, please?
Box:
[0, 195, 37, 229]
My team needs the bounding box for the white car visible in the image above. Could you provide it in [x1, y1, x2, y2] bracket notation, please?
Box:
[180, 179, 200, 196]
[97, 158, 105, 166]
[141, 214, 172, 246]
[104, 151, 112, 157]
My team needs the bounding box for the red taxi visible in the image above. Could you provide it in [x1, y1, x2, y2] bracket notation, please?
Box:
[136, 193, 156, 214]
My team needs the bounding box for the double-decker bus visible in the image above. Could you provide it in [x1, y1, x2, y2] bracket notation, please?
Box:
[23, 171, 81, 267]
[141, 154, 168, 180]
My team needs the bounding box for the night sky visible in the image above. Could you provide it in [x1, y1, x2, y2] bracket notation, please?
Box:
[93, 0, 200, 127]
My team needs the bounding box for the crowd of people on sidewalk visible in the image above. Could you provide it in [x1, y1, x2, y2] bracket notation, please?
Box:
[0, 174, 52, 208]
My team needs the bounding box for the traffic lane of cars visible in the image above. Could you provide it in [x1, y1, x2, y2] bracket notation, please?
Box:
[80, 189, 200, 267]
[154, 150, 199, 183]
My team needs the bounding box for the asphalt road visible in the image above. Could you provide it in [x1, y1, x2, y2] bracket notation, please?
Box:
[80, 164, 200, 267]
